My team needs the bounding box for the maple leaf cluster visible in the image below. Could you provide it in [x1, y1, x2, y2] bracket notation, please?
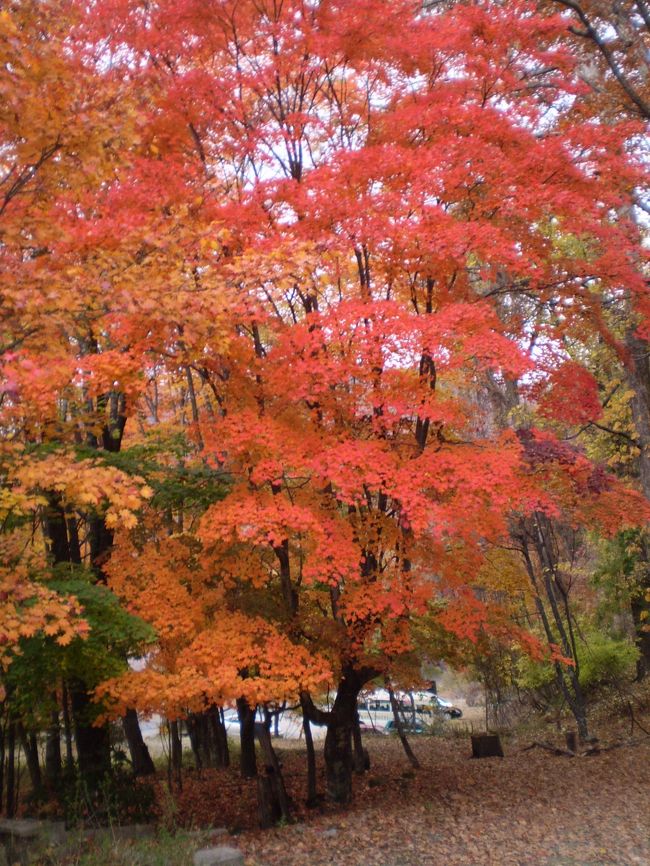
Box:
[0, 536, 89, 678]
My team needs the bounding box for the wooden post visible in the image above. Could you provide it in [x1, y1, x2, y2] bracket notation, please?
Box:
[471, 733, 504, 758]
[565, 730, 578, 753]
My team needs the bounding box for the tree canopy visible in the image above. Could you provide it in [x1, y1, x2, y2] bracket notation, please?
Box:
[0, 0, 648, 812]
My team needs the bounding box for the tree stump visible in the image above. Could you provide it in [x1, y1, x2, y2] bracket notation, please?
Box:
[565, 730, 578, 753]
[471, 734, 504, 758]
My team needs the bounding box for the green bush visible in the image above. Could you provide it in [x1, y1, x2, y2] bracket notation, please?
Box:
[578, 632, 639, 689]
[517, 631, 639, 694]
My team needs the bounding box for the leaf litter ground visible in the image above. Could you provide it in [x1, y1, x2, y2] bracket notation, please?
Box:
[170, 734, 649, 866]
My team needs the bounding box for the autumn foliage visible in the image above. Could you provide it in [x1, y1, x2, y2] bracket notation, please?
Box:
[0, 0, 648, 814]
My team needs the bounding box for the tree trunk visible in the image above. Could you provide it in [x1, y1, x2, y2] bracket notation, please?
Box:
[256, 774, 281, 829]
[62, 683, 74, 770]
[301, 696, 318, 806]
[185, 708, 228, 771]
[352, 712, 369, 774]
[44, 707, 62, 790]
[43, 494, 75, 564]
[521, 529, 591, 740]
[70, 682, 111, 791]
[18, 723, 42, 797]
[0, 721, 4, 813]
[169, 720, 182, 790]
[624, 329, 650, 679]
[254, 721, 291, 827]
[624, 330, 650, 500]
[323, 668, 363, 804]
[66, 514, 82, 566]
[185, 713, 203, 771]
[388, 687, 421, 770]
[565, 669, 589, 741]
[45, 501, 114, 792]
[210, 706, 229, 768]
[122, 708, 155, 776]
[237, 698, 257, 779]
[88, 516, 114, 582]
[632, 594, 650, 680]
[5, 721, 16, 818]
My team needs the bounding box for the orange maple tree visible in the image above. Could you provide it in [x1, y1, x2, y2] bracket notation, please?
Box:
[68, 0, 647, 801]
[1, 0, 648, 809]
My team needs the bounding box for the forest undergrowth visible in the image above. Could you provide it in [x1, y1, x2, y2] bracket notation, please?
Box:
[38, 695, 650, 866]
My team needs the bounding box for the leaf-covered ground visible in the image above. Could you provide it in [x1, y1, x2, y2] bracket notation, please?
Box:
[164, 732, 650, 866]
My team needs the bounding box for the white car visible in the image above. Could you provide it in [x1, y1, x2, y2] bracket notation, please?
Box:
[411, 692, 463, 719]
[222, 708, 241, 731]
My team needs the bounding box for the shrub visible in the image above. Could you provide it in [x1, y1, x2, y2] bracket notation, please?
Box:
[517, 630, 639, 696]
[578, 633, 639, 689]
[62, 764, 157, 828]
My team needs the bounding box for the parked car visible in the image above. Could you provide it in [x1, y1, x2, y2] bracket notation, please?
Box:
[383, 718, 427, 735]
[358, 687, 463, 726]
[222, 708, 241, 732]
[431, 695, 463, 719]
[411, 691, 463, 719]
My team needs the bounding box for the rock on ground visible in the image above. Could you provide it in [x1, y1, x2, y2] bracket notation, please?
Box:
[193, 845, 245, 866]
